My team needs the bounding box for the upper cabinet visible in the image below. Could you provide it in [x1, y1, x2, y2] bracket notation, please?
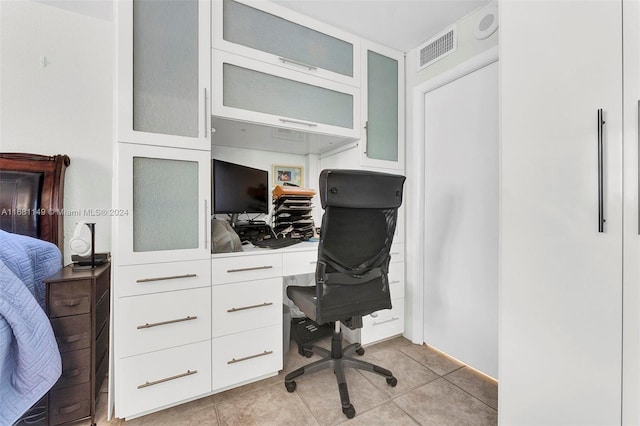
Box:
[360, 41, 405, 170]
[117, 0, 211, 150]
[212, 0, 360, 87]
[212, 50, 360, 140]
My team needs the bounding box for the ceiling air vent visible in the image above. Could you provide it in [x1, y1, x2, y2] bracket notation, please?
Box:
[417, 25, 457, 71]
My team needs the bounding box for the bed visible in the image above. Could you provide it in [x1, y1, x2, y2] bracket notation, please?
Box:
[0, 153, 70, 426]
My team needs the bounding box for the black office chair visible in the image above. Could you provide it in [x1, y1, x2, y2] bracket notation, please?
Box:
[284, 169, 405, 419]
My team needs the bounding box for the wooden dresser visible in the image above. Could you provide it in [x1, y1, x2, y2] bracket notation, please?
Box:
[43, 262, 111, 426]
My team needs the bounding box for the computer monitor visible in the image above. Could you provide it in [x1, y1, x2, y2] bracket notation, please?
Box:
[212, 159, 269, 226]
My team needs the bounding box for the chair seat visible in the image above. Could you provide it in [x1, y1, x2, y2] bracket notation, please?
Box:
[286, 286, 317, 322]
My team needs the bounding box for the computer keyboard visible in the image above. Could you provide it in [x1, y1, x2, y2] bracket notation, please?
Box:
[253, 237, 303, 249]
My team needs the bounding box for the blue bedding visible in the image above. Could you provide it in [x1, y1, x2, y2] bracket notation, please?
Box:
[0, 230, 62, 426]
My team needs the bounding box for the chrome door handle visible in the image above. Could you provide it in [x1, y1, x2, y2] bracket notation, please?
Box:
[597, 108, 606, 233]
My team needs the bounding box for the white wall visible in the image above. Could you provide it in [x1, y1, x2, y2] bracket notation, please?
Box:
[404, 3, 498, 343]
[0, 0, 114, 265]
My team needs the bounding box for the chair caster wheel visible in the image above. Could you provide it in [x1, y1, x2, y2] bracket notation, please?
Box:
[355, 347, 365, 356]
[342, 404, 356, 419]
[285, 381, 296, 392]
[386, 376, 398, 387]
[303, 348, 313, 358]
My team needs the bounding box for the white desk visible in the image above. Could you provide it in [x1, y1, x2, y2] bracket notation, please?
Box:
[210, 240, 404, 393]
[210, 242, 318, 392]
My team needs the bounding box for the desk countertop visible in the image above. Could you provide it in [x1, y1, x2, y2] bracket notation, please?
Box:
[212, 241, 318, 258]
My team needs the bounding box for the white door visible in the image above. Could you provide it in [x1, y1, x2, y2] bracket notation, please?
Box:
[423, 61, 499, 378]
[500, 1, 623, 425]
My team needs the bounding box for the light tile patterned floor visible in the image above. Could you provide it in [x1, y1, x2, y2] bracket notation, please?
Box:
[77, 337, 497, 426]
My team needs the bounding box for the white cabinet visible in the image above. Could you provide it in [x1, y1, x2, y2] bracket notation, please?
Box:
[212, 50, 360, 140]
[360, 41, 404, 170]
[212, 0, 360, 87]
[115, 143, 211, 265]
[500, 1, 628, 425]
[117, 0, 211, 150]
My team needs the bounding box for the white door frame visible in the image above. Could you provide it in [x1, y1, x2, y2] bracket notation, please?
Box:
[406, 46, 499, 344]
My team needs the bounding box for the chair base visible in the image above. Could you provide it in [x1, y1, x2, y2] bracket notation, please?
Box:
[284, 325, 397, 419]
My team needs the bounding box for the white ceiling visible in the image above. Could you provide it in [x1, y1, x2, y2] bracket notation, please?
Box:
[273, 0, 488, 52]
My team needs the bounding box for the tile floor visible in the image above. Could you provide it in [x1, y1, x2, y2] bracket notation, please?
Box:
[79, 337, 497, 426]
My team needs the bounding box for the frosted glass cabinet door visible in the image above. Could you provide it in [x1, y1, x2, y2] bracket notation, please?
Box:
[212, 0, 359, 87]
[212, 51, 360, 139]
[117, 0, 211, 150]
[116, 143, 211, 265]
[361, 41, 404, 170]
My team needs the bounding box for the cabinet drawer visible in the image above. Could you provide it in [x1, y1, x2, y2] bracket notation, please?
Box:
[388, 261, 405, 299]
[117, 340, 211, 419]
[54, 348, 90, 390]
[115, 259, 211, 298]
[96, 323, 109, 369]
[51, 314, 91, 353]
[49, 382, 91, 425]
[389, 242, 404, 263]
[212, 253, 282, 284]
[212, 50, 360, 140]
[212, 278, 282, 337]
[117, 287, 211, 358]
[212, 0, 359, 87]
[96, 267, 110, 303]
[96, 289, 110, 335]
[361, 298, 404, 345]
[282, 250, 317, 276]
[14, 395, 47, 426]
[212, 325, 282, 391]
[48, 280, 91, 318]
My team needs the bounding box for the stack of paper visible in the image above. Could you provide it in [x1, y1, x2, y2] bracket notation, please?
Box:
[272, 185, 316, 240]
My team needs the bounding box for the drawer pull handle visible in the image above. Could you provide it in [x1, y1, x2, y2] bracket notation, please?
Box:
[137, 370, 198, 389]
[58, 402, 83, 415]
[227, 302, 273, 313]
[390, 280, 401, 284]
[58, 332, 88, 344]
[136, 274, 197, 283]
[309, 261, 317, 264]
[226, 265, 273, 273]
[372, 317, 400, 327]
[62, 368, 83, 378]
[390, 252, 400, 256]
[54, 297, 88, 307]
[278, 118, 318, 128]
[228, 350, 273, 365]
[278, 57, 317, 71]
[137, 316, 198, 329]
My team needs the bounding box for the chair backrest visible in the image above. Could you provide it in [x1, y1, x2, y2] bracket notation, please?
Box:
[314, 169, 405, 325]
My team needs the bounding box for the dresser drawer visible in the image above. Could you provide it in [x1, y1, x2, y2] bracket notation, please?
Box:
[48, 280, 91, 318]
[117, 287, 211, 358]
[96, 266, 110, 302]
[117, 340, 211, 419]
[96, 289, 110, 335]
[49, 382, 91, 425]
[388, 261, 405, 299]
[115, 259, 211, 298]
[212, 325, 282, 391]
[282, 249, 317, 276]
[212, 278, 282, 337]
[51, 314, 91, 353]
[361, 298, 404, 345]
[96, 322, 109, 369]
[389, 242, 404, 263]
[53, 348, 90, 390]
[212, 253, 282, 284]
